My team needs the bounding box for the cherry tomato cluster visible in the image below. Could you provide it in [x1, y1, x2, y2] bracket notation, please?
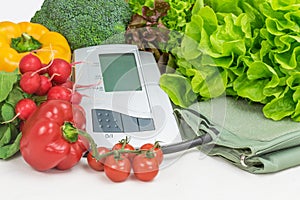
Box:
[14, 53, 86, 129]
[87, 138, 164, 182]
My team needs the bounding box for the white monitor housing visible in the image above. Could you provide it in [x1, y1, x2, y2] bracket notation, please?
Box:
[73, 44, 181, 148]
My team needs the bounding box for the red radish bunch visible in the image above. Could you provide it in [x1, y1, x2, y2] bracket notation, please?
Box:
[18, 53, 83, 104]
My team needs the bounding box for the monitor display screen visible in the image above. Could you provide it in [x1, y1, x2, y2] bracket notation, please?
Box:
[99, 53, 142, 92]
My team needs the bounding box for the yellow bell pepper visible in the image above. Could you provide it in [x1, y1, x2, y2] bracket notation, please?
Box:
[0, 21, 71, 72]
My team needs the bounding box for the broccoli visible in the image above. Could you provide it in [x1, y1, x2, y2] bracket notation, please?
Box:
[31, 0, 133, 50]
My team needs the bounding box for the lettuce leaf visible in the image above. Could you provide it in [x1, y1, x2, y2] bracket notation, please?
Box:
[159, 73, 198, 107]
[263, 88, 296, 120]
[159, 0, 300, 122]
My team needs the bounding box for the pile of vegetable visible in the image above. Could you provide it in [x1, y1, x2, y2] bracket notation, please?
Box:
[1, 0, 300, 182]
[0, 49, 88, 160]
[0, 21, 72, 159]
[128, 0, 300, 122]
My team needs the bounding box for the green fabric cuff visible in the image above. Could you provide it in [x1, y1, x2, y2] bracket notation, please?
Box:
[175, 96, 300, 174]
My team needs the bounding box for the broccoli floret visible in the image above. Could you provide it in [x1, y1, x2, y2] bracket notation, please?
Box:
[31, 0, 133, 50]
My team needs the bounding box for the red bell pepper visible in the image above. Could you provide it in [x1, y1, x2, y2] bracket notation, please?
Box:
[20, 100, 89, 171]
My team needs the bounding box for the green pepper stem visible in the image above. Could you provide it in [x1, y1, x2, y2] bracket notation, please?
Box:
[10, 32, 42, 53]
[62, 122, 79, 143]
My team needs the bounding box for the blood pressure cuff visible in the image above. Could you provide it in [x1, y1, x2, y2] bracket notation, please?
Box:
[175, 96, 300, 174]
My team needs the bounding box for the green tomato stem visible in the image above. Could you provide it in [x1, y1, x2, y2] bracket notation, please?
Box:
[78, 129, 155, 161]
[78, 129, 100, 160]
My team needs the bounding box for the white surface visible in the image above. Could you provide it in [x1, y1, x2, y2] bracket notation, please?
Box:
[1, 1, 300, 200]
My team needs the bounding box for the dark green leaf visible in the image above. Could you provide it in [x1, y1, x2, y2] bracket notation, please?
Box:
[0, 124, 7, 142]
[6, 86, 24, 107]
[1, 103, 15, 122]
[0, 71, 18, 102]
[0, 125, 11, 147]
[0, 133, 21, 159]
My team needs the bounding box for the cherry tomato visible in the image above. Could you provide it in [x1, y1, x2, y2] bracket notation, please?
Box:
[140, 142, 164, 165]
[132, 153, 159, 182]
[112, 138, 135, 160]
[87, 147, 110, 171]
[104, 154, 131, 182]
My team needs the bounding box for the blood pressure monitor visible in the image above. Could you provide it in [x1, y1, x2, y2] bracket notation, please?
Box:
[73, 44, 181, 148]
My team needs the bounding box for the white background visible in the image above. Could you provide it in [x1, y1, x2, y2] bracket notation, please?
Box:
[0, 1, 300, 200]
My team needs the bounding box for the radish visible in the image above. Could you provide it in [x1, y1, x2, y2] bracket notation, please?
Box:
[35, 75, 53, 96]
[59, 81, 85, 104]
[48, 58, 72, 84]
[1, 99, 37, 124]
[70, 91, 83, 104]
[19, 72, 41, 94]
[59, 79, 74, 89]
[19, 53, 42, 74]
[15, 98, 38, 120]
[47, 85, 72, 101]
